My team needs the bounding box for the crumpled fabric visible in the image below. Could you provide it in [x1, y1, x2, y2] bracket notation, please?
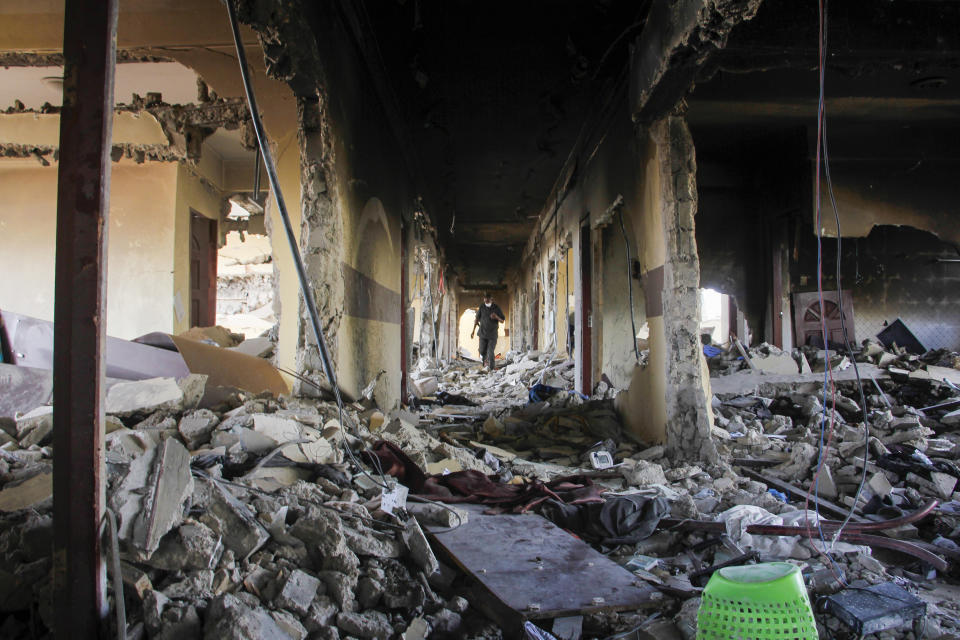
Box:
[362, 440, 606, 512]
[718, 505, 799, 558]
[538, 494, 670, 546]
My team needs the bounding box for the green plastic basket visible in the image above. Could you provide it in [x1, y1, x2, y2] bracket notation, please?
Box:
[696, 562, 818, 640]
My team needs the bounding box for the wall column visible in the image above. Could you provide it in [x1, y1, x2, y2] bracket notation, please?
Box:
[296, 96, 344, 388]
[656, 115, 719, 463]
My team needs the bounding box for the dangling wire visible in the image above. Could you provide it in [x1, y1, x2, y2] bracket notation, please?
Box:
[617, 207, 641, 364]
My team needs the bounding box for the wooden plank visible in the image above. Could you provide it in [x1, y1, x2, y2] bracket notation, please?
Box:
[426, 505, 658, 622]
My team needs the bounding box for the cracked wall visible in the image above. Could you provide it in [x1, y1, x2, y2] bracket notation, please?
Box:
[657, 116, 717, 463]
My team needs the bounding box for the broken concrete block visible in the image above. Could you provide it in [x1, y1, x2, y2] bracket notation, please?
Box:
[620, 459, 667, 486]
[130, 438, 193, 557]
[401, 519, 440, 576]
[753, 353, 799, 375]
[337, 611, 393, 639]
[634, 445, 665, 461]
[289, 507, 359, 573]
[930, 472, 958, 499]
[146, 522, 223, 571]
[194, 477, 270, 560]
[151, 603, 203, 640]
[317, 570, 358, 612]
[17, 412, 52, 448]
[427, 609, 462, 636]
[407, 502, 468, 529]
[0, 471, 52, 512]
[302, 596, 339, 632]
[816, 465, 838, 500]
[270, 609, 307, 640]
[178, 409, 220, 449]
[143, 589, 171, 636]
[282, 431, 337, 464]
[342, 525, 403, 558]
[105, 377, 183, 417]
[203, 593, 291, 640]
[273, 569, 321, 616]
[356, 576, 383, 609]
[411, 376, 439, 399]
[252, 414, 303, 445]
[163, 570, 215, 599]
[178, 374, 208, 410]
[120, 562, 153, 600]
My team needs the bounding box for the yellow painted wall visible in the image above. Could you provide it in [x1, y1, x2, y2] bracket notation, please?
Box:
[615, 131, 669, 443]
[339, 195, 403, 407]
[0, 160, 179, 339]
[265, 132, 301, 384]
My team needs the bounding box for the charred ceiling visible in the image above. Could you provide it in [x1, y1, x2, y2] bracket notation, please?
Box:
[352, 0, 648, 287]
[690, 0, 960, 123]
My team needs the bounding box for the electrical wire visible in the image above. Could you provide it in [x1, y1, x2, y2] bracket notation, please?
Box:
[102, 508, 126, 640]
[802, 0, 845, 583]
[226, 0, 390, 494]
[616, 207, 641, 364]
[823, 110, 872, 543]
[802, 0, 872, 581]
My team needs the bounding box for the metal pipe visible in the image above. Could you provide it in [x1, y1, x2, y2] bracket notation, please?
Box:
[52, 0, 117, 635]
[225, 0, 341, 400]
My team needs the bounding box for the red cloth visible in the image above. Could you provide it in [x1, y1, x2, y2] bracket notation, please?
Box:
[363, 440, 606, 513]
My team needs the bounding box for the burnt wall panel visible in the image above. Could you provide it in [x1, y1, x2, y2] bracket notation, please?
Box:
[794, 225, 960, 351]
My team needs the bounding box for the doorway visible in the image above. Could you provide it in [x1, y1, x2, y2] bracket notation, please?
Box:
[579, 222, 592, 395]
[532, 280, 540, 350]
[190, 212, 218, 327]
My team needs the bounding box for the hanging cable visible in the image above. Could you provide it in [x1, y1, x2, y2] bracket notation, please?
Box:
[226, 0, 392, 491]
[616, 208, 641, 364]
[802, 0, 845, 582]
[801, 0, 873, 580]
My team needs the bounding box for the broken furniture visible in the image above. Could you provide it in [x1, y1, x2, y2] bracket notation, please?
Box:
[425, 504, 659, 638]
[697, 563, 817, 640]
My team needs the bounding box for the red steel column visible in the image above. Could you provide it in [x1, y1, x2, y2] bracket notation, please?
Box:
[52, 0, 118, 636]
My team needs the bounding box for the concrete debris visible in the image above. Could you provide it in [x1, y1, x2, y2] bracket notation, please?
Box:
[0, 472, 51, 512]
[0, 335, 957, 640]
[105, 377, 185, 417]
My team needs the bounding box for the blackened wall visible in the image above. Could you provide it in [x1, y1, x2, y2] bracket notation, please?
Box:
[793, 225, 960, 351]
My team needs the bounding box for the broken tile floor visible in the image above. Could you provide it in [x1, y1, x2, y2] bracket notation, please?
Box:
[1, 341, 960, 639]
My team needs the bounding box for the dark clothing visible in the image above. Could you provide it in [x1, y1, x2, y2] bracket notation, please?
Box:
[478, 336, 497, 368]
[475, 303, 504, 339]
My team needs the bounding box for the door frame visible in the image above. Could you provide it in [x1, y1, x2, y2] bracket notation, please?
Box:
[577, 220, 593, 395]
[189, 211, 218, 327]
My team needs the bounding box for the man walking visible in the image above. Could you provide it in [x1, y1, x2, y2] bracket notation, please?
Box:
[470, 292, 505, 370]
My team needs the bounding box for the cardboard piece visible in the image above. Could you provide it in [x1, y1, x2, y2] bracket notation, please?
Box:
[170, 335, 289, 397]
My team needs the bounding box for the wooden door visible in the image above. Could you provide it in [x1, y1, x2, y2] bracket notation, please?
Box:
[190, 213, 218, 327]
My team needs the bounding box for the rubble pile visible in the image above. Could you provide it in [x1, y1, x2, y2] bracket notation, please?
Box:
[403, 347, 960, 638]
[0, 376, 503, 640]
[2, 336, 960, 639]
